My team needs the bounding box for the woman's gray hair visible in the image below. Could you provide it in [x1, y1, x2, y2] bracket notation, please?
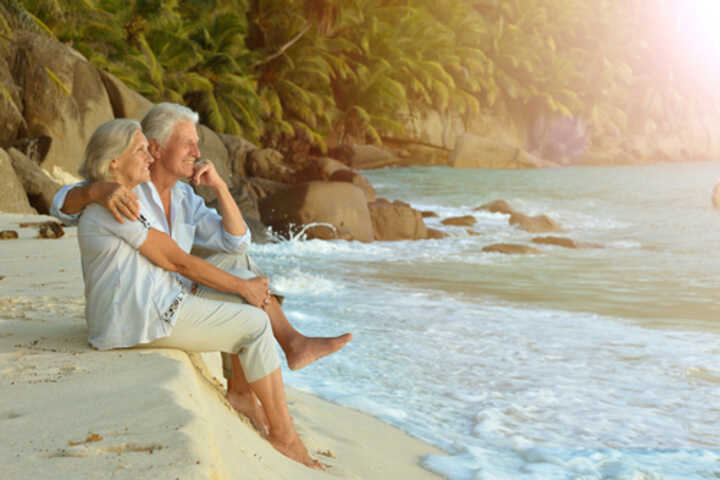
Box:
[80, 119, 142, 182]
[141, 102, 199, 147]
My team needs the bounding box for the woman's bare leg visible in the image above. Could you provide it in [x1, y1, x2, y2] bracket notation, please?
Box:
[265, 296, 353, 371]
[249, 368, 323, 470]
[227, 355, 269, 436]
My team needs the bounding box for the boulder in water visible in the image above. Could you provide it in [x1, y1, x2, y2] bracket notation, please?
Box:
[509, 212, 561, 233]
[482, 243, 542, 254]
[368, 200, 427, 241]
[441, 215, 477, 226]
[475, 199, 515, 215]
[258, 181, 374, 242]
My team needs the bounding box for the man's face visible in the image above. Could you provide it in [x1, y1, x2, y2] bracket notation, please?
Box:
[151, 121, 200, 180]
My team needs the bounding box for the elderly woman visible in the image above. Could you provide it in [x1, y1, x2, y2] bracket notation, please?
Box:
[77, 118, 320, 469]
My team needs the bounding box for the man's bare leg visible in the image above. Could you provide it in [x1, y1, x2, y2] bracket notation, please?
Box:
[227, 355, 269, 436]
[249, 367, 323, 470]
[265, 296, 352, 371]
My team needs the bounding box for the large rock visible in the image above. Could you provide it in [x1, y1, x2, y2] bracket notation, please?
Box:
[451, 134, 555, 169]
[247, 148, 296, 184]
[0, 42, 23, 145]
[99, 70, 153, 120]
[246, 177, 292, 200]
[508, 212, 561, 233]
[258, 182, 374, 242]
[367, 199, 427, 241]
[329, 169, 376, 202]
[7, 148, 61, 214]
[475, 199, 515, 215]
[342, 144, 400, 170]
[0, 149, 35, 214]
[295, 156, 350, 182]
[14, 31, 115, 176]
[219, 133, 257, 180]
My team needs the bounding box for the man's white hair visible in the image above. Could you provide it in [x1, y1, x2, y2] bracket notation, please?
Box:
[141, 102, 199, 147]
[81, 118, 142, 182]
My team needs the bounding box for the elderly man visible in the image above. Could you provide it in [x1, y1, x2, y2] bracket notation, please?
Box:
[51, 103, 351, 427]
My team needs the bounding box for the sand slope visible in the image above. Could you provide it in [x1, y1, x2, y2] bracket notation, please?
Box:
[0, 214, 444, 479]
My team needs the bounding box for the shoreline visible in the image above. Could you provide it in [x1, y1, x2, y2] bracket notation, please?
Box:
[0, 213, 445, 479]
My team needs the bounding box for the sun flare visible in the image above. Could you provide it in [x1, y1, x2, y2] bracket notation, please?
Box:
[672, 1, 720, 61]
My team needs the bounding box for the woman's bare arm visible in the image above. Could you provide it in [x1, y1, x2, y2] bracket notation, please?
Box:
[138, 228, 269, 308]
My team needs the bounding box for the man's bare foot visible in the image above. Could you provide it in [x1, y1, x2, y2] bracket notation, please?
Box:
[226, 390, 269, 437]
[269, 430, 324, 470]
[286, 333, 353, 371]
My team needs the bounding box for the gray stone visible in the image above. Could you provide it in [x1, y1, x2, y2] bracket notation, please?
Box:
[0, 149, 35, 214]
[99, 70, 154, 120]
[368, 200, 427, 241]
[7, 148, 60, 214]
[14, 31, 115, 177]
[219, 133, 257, 180]
[508, 212, 561, 233]
[475, 199, 515, 215]
[259, 181, 374, 242]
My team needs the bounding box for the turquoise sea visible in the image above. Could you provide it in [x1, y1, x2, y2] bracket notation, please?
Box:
[250, 162, 720, 479]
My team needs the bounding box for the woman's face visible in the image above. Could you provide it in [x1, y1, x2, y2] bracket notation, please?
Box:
[110, 130, 153, 188]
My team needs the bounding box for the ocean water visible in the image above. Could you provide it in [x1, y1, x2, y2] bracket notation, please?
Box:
[250, 162, 720, 479]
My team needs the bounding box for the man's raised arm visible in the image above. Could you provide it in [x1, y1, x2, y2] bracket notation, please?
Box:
[51, 181, 140, 224]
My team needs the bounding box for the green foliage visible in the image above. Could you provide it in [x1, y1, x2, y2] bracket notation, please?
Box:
[11, 0, 720, 154]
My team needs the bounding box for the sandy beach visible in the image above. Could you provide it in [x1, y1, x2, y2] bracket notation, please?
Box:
[0, 213, 444, 480]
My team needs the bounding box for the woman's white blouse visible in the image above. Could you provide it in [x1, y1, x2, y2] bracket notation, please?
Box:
[78, 203, 184, 350]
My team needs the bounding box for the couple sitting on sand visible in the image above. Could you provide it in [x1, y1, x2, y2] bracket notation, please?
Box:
[50, 103, 352, 469]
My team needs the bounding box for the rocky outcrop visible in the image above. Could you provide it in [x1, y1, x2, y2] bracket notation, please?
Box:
[7, 148, 61, 214]
[295, 156, 349, 181]
[450, 134, 556, 169]
[338, 144, 400, 170]
[258, 182, 374, 242]
[219, 133, 257, 179]
[246, 148, 296, 184]
[329, 169, 376, 202]
[0, 43, 24, 145]
[0, 149, 35, 214]
[99, 70, 153, 121]
[482, 243, 542, 254]
[14, 31, 115, 177]
[367, 199, 427, 241]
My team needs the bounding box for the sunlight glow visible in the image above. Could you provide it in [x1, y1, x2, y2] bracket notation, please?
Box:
[672, 1, 720, 63]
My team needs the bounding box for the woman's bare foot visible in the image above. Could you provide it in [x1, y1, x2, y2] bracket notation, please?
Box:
[286, 333, 353, 371]
[226, 390, 269, 437]
[269, 430, 324, 470]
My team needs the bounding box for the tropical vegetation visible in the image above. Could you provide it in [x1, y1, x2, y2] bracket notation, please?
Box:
[2, 0, 718, 159]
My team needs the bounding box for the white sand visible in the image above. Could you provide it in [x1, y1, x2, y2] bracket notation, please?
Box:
[0, 213, 445, 479]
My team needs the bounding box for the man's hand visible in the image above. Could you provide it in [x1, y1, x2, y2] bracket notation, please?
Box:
[191, 160, 225, 190]
[92, 182, 140, 223]
[238, 276, 272, 310]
